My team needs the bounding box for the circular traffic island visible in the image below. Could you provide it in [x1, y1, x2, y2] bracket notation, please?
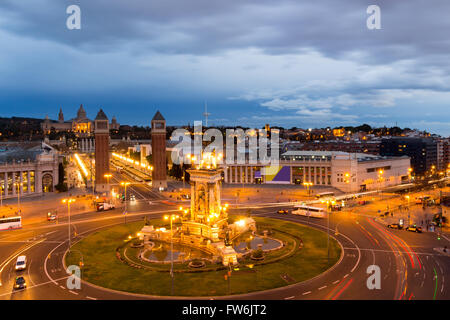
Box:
[65, 216, 341, 297]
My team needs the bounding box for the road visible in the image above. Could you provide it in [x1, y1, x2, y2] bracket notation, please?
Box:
[0, 171, 449, 300]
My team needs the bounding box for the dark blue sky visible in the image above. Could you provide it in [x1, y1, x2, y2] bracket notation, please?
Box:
[1, 0, 449, 135]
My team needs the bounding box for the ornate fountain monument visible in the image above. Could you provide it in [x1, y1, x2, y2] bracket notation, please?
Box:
[140, 152, 256, 266]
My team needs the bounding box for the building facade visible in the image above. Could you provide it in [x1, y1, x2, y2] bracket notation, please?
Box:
[0, 142, 59, 199]
[437, 138, 450, 171]
[151, 111, 167, 189]
[94, 109, 110, 193]
[380, 137, 437, 176]
[221, 151, 410, 193]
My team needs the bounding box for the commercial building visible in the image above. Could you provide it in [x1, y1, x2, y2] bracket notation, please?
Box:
[0, 142, 59, 199]
[221, 151, 410, 193]
[380, 137, 437, 176]
[437, 138, 450, 171]
[284, 139, 381, 155]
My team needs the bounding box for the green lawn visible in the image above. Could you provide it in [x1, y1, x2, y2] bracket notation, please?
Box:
[66, 216, 341, 296]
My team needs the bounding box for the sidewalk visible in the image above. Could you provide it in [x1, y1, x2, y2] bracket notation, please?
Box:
[0, 187, 99, 225]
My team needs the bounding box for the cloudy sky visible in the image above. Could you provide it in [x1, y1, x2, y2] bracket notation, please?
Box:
[1, 0, 449, 135]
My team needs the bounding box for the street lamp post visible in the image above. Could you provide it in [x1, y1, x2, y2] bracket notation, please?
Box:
[62, 198, 76, 251]
[326, 200, 333, 265]
[164, 213, 180, 295]
[0, 183, 3, 208]
[14, 182, 21, 214]
[405, 195, 411, 226]
[104, 173, 112, 196]
[303, 182, 313, 195]
[121, 182, 130, 224]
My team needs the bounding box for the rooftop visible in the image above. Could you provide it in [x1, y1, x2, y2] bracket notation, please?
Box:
[281, 150, 408, 162]
[95, 109, 108, 121]
[0, 142, 55, 164]
[152, 110, 165, 121]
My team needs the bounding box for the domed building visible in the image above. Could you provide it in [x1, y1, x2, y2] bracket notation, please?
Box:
[41, 104, 119, 136]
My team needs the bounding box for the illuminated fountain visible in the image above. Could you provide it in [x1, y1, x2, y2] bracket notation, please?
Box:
[139, 152, 257, 266]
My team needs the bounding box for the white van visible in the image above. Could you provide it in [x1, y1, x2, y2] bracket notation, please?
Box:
[15, 255, 27, 271]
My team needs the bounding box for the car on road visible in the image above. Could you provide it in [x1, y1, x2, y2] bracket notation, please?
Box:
[96, 202, 115, 212]
[47, 212, 57, 221]
[277, 209, 289, 214]
[405, 226, 422, 233]
[130, 195, 136, 201]
[13, 276, 26, 290]
[387, 223, 402, 230]
[15, 255, 27, 271]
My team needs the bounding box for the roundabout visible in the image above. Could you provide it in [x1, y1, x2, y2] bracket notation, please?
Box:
[65, 153, 343, 297]
[65, 216, 341, 296]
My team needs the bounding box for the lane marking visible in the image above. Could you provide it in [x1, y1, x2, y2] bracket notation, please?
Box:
[86, 296, 97, 300]
[433, 268, 438, 300]
[26, 259, 36, 287]
[331, 278, 353, 300]
[302, 291, 311, 295]
[318, 286, 327, 290]
[0, 238, 45, 286]
[0, 275, 70, 298]
[284, 296, 295, 300]
[69, 290, 79, 295]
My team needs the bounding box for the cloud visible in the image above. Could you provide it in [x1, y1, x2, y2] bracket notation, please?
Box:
[1, 1, 450, 135]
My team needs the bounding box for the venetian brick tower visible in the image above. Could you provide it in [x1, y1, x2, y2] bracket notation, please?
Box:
[94, 109, 110, 193]
[151, 110, 167, 189]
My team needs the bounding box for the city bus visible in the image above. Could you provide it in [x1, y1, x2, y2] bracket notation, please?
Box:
[315, 192, 335, 199]
[292, 205, 326, 218]
[0, 216, 22, 231]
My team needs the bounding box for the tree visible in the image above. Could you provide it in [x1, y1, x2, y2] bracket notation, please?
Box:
[169, 163, 183, 180]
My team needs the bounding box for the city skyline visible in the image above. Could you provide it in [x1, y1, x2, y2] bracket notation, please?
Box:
[1, 1, 450, 135]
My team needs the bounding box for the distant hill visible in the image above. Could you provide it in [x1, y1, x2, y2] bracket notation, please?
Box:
[0, 116, 44, 140]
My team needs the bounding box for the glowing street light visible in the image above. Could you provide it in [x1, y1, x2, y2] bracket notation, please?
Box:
[303, 182, 313, 195]
[104, 173, 112, 195]
[13, 182, 22, 214]
[121, 182, 131, 224]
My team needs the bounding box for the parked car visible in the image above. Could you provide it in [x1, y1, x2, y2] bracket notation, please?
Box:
[387, 223, 402, 230]
[405, 226, 422, 233]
